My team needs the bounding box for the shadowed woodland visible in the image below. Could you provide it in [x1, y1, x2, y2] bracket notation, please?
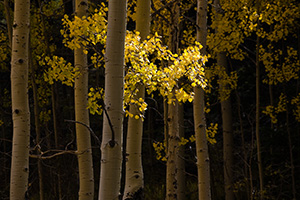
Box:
[1, 0, 300, 199]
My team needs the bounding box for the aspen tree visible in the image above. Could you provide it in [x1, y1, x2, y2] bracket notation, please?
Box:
[123, 0, 150, 198]
[213, 1, 234, 199]
[218, 52, 234, 200]
[98, 0, 127, 198]
[166, 1, 180, 200]
[194, 0, 211, 199]
[177, 104, 186, 200]
[74, 0, 94, 199]
[3, 0, 12, 47]
[255, 2, 264, 196]
[10, 0, 31, 198]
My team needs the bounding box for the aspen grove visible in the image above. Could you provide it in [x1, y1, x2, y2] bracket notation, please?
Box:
[1, 0, 300, 199]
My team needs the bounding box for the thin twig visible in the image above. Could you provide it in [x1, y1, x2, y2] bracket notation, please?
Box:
[64, 119, 101, 146]
[30, 150, 78, 159]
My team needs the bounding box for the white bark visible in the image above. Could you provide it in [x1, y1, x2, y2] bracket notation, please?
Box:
[123, 0, 150, 198]
[166, 99, 179, 200]
[74, 0, 94, 199]
[10, 0, 30, 198]
[98, 0, 127, 199]
[194, 0, 211, 199]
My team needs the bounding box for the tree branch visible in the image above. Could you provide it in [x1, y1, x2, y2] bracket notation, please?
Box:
[64, 119, 101, 146]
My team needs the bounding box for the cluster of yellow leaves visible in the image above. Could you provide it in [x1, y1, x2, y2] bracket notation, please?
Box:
[157, 42, 207, 104]
[263, 93, 287, 124]
[205, 64, 238, 101]
[0, 120, 3, 127]
[258, 1, 300, 42]
[39, 110, 52, 125]
[208, 0, 299, 59]
[178, 135, 196, 146]
[152, 140, 167, 161]
[151, 0, 171, 40]
[39, 0, 64, 17]
[59, 5, 207, 116]
[61, 8, 107, 68]
[127, 0, 137, 22]
[61, 6, 107, 51]
[181, 26, 196, 47]
[125, 98, 148, 119]
[0, 31, 9, 70]
[36, 84, 51, 107]
[30, 8, 56, 58]
[291, 93, 300, 122]
[206, 123, 218, 144]
[87, 87, 104, 115]
[153, 123, 217, 161]
[124, 31, 207, 115]
[262, 46, 300, 85]
[208, 0, 252, 60]
[40, 56, 80, 86]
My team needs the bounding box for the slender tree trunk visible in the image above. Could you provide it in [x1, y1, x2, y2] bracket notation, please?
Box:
[30, 50, 44, 200]
[123, 0, 150, 198]
[286, 108, 296, 200]
[166, 2, 181, 199]
[98, 0, 127, 198]
[194, 0, 211, 199]
[164, 100, 168, 149]
[74, 0, 94, 199]
[177, 104, 185, 200]
[236, 90, 250, 200]
[10, 0, 31, 198]
[36, 2, 63, 196]
[255, 34, 264, 200]
[218, 53, 234, 200]
[123, 85, 146, 200]
[166, 95, 179, 200]
[213, 1, 234, 198]
[4, 0, 12, 48]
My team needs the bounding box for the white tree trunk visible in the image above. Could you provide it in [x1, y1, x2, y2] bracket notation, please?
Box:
[194, 0, 211, 199]
[166, 98, 179, 200]
[74, 0, 94, 199]
[10, 0, 30, 198]
[123, 0, 150, 198]
[98, 0, 127, 199]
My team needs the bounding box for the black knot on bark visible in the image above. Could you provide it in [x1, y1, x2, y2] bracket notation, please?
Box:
[109, 140, 116, 147]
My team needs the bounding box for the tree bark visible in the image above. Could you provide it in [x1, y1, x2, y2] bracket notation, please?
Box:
[30, 49, 44, 200]
[218, 54, 234, 200]
[4, 0, 12, 48]
[256, 34, 264, 200]
[166, 96, 179, 200]
[123, 0, 150, 198]
[10, 0, 31, 198]
[74, 0, 94, 199]
[98, 0, 127, 199]
[166, 2, 181, 199]
[194, 0, 211, 199]
[177, 104, 186, 200]
[212, 1, 235, 198]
